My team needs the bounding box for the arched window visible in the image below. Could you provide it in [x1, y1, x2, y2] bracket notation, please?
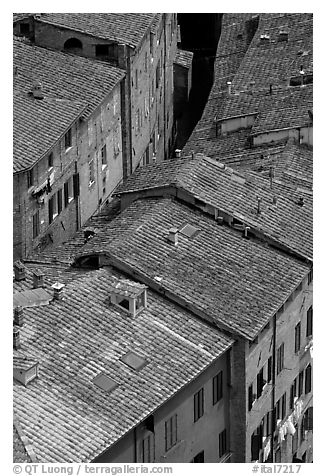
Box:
[63, 38, 83, 52]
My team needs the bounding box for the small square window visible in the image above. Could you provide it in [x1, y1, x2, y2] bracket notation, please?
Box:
[120, 351, 148, 371]
[19, 23, 30, 35]
[93, 373, 118, 392]
[96, 44, 109, 57]
[179, 224, 200, 239]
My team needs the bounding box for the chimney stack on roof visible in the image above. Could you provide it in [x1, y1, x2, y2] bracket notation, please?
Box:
[31, 81, 44, 100]
[14, 307, 24, 327]
[257, 197, 262, 215]
[175, 149, 181, 159]
[272, 196, 278, 205]
[227, 81, 232, 95]
[297, 197, 304, 207]
[14, 261, 27, 281]
[84, 227, 96, 243]
[51, 282, 65, 300]
[13, 326, 21, 350]
[32, 269, 45, 289]
[167, 227, 179, 246]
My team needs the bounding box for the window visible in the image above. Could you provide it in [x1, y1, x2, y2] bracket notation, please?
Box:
[65, 128, 72, 150]
[95, 44, 109, 57]
[281, 392, 286, 420]
[277, 343, 284, 374]
[48, 152, 53, 170]
[89, 159, 95, 186]
[219, 429, 227, 458]
[213, 371, 223, 404]
[19, 23, 30, 35]
[191, 451, 204, 463]
[165, 414, 177, 451]
[256, 368, 265, 398]
[306, 306, 313, 337]
[298, 370, 304, 397]
[64, 178, 73, 207]
[248, 383, 255, 411]
[156, 59, 161, 88]
[144, 52, 148, 72]
[135, 69, 138, 89]
[64, 38, 83, 51]
[48, 194, 58, 224]
[295, 322, 301, 353]
[267, 356, 273, 383]
[32, 211, 40, 239]
[27, 168, 34, 188]
[141, 435, 153, 463]
[57, 189, 62, 215]
[308, 269, 313, 285]
[305, 364, 312, 394]
[101, 144, 107, 169]
[290, 378, 297, 410]
[194, 388, 204, 422]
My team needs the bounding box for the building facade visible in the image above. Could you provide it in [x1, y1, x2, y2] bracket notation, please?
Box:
[13, 36, 124, 260]
[14, 13, 178, 176]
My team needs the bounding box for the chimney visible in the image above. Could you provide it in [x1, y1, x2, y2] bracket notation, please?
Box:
[14, 307, 24, 327]
[243, 226, 250, 239]
[167, 227, 179, 246]
[257, 197, 262, 214]
[52, 282, 65, 300]
[297, 197, 304, 207]
[14, 261, 26, 281]
[31, 81, 44, 100]
[13, 327, 21, 350]
[248, 80, 256, 94]
[216, 216, 224, 225]
[175, 149, 181, 158]
[32, 269, 45, 289]
[84, 227, 96, 243]
[272, 196, 278, 205]
[191, 151, 195, 159]
[269, 84, 273, 95]
[227, 81, 232, 95]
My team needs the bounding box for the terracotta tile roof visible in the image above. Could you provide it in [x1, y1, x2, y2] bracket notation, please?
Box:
[36, 13, 156, 48]
[183, 13, 313, 162]
[13, 419, 38, 463]
[251, 104, 312, 135]
[13, 268, 233, 462]
[175, 49, 193, 69]
[13, 288, 52, 308]
[77, 198, 310, 339]
[13, 37, 125, 173]
[13, 425, 32, 463]
[13, 353, 39, 371]
[116, 154, 312, 261]
[13, 91, 87, 174]
[231, 13, 313, 92]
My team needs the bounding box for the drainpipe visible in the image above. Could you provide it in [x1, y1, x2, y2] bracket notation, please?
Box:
[163, 14, 167, 159]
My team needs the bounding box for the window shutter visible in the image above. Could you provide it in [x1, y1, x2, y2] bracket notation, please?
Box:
[57, 189, 62, 214]
[48, 197, 53, 224]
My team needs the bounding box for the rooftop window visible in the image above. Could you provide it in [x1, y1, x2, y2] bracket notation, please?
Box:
[93, 373, 118, 393]
[64, 38, 83, 52]
[120, 351, 148, 371]
[179, 224, 200, 239]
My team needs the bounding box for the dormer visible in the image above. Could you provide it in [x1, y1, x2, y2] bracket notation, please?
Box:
[109, 279, 148, 317]
[13, 354, 39, 386]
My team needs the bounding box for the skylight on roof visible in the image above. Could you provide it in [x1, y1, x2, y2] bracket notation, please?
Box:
[120, 351, 148, 371]
[179, 224, 200, 239]
[93, 373, 118, 392]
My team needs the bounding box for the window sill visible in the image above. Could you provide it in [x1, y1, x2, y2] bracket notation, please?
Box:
[65, 146, 72, 153]
[48, 167, 54, 173]
[102, 164, 108, 171]
[68, 196, 74, 203]
[89, 181, 95, 188]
